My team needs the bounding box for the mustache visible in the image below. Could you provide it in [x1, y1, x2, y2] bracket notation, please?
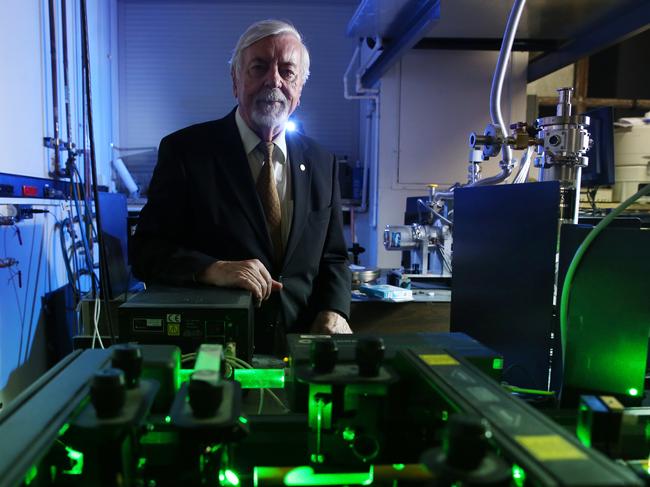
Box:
[255, 88, 287, 105]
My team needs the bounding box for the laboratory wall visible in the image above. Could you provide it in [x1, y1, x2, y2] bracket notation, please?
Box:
[0, 0, 117, 408]
[116, 0, 361, 192]
[355, 50, 529, 268]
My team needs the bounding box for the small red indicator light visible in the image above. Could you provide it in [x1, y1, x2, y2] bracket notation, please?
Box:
[22, 185, 38, 197]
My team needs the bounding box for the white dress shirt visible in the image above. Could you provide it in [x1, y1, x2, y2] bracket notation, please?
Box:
[235, 108, 293, 246]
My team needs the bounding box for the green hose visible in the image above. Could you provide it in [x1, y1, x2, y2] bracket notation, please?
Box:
[560, 184, 650, 364]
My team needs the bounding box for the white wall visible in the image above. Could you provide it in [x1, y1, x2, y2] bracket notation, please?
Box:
[355, 50, 529, 268]
[0, 0, 48, 177]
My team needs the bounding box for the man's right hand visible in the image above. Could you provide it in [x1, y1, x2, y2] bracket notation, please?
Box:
[196, 259, 282, 304]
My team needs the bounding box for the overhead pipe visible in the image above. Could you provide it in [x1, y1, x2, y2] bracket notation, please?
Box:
[343, 39, 381, 225]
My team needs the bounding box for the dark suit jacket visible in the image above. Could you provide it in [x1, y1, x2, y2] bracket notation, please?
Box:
[130, 109, 351, 349]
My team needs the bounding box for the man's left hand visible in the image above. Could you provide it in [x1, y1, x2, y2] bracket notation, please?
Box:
[310, 311, 352, 334]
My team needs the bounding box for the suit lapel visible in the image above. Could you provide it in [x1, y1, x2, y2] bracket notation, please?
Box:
[215, 110, 273, 257]
[284, 133, 311, 267]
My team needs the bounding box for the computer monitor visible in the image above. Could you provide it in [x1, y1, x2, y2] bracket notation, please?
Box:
[581, 106, 615, 187]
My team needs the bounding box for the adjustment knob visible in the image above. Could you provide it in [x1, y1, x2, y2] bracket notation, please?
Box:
[355, 337, 385, 377]
[188, 370, 223, 418]
[111, 344, 143, 389]
[445, 414, 488, 470]
[90, 368, 127, 419]
[310, 339, 338, 374]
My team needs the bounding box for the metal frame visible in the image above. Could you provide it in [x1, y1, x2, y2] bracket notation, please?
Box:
[0, 349, 111, 487]
[348, 0, 441, 88]
[528, 0, 650, 82]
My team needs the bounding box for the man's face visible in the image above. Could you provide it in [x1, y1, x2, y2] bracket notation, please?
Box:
[233, 33, 305, 137]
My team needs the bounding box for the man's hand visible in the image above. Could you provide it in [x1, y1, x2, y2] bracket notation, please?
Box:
[196, 259, 282, 304]
[310, 310, 352, 334]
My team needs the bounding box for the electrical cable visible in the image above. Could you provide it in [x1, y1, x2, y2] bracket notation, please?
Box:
[80, 0, 115, 342]
[514, 146, 534, 184]
[181, 353, 196, 363]
[225, 356, 289, 412]
[225, 358, 265, 414]
[70, 170, 95, 281]
[502, 384, 555, 396]
[91, 294, 104, 349]
[559, 183, 650, 365]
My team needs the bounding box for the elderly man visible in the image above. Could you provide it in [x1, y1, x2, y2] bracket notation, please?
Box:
[131, 19, 352, 354]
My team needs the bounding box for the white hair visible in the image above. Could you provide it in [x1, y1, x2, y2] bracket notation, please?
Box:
[230, 19, 310, 83]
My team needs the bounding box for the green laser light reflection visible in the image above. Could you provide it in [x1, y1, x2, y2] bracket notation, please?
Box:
[284, 466, 374, 486]
[512, 464, 526, 487]
[234, 369, 285, 389]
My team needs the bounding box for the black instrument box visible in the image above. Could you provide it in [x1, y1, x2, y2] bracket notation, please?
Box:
[119, 285, 253, 361]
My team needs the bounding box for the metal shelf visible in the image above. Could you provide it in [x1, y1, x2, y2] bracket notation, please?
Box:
[347, 0, 650, 84]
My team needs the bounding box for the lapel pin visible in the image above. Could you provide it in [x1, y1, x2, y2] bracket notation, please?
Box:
[299, 163, 306, 172]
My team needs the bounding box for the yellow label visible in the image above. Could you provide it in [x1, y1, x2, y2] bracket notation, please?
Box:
[419, 354, 459, 366]
[515, 435, 586, 461]
[167, 323, 180, 336]
[600, 396, 624, 411]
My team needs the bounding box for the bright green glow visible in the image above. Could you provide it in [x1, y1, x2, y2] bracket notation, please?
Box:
[180, 369, 194, 385]
[392, 464, 405, 471]
[441, 410, 449, 421]
[24, 465, 38, 485]
[58, 422, 70, 437]
[512, 464, 526, 487]
[165, 415, 172, 424]
[284, 466, 374, 486]
[63, 446, 84, 475]
[628, 388, 639, 397]
[137, 457, 147, 470]
[174, 353, 182, 391]
[492, 358, 504, 370]
[310, 454, 325, 464]
[342, 427, 356, 442]
[504, 385, 555, 396]
[234, 369, 285, 389]
[239, 416, 249, 424]
[308, 386, 332, 430]
[576, 421, 591, 448]
[219, 469, 240, 486]
[560, 184, 650, 395]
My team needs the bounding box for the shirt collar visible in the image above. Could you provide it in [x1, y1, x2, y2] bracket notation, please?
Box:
[235, 107, 287, 163]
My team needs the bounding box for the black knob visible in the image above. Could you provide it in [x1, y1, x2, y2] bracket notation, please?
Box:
[310, 339, 338, 374]
[111, 344, 143, 389]
[90, 368, 127, 419]
[188, 370, 223, 418]
[355, 337, 385, 377]
[445, 414, 488, 470]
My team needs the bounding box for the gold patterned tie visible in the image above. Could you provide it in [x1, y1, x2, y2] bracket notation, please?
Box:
[257, 141, 283, 266]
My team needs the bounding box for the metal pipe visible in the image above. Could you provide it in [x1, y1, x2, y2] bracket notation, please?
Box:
[343, 41, 380, 215]
[112, 157, 139, 197]
[490, 0, 526, 170]
[47, 0, 61, 176]
[60, 0, 72, 148]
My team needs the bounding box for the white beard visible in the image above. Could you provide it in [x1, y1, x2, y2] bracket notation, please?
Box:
[251, 89, 289, 129]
